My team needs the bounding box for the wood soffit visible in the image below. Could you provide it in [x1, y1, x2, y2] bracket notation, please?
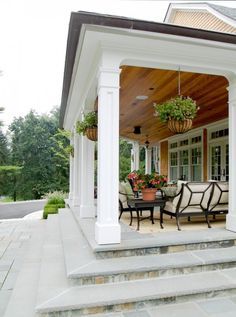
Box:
[119, 66, 228, 145]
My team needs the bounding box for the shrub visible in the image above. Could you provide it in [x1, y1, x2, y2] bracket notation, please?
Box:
[43, 204, 58, 219]
[43, 191, 67, 205]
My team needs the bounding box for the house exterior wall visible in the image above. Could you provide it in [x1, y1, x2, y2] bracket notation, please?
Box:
[170, 11, 236, 34]
[160, 141, 168, 176]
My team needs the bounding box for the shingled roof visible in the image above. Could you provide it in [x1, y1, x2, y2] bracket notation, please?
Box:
[208, 3, 236, 21]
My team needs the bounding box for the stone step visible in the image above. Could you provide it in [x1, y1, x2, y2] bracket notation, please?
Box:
[70, 245, 236, 285]
[59, 209, 236, 285]
[58, 208, 94, 276]
[78, 217, 236, 259]
[36, 213, 69, 307]
[36, 268, 236, 316]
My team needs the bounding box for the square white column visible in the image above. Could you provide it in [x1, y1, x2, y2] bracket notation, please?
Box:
[71, 132, 81, 214]
[131, 142, 140, 171]
[226, 78, 236, 232]
[79, 136, 95, 218]
[68, 134, 74, 201]
[145, 147, 152, 174]
[95, 67, 121, 244]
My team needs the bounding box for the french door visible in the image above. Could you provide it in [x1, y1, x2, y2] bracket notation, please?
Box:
[209, 142, 228, 181]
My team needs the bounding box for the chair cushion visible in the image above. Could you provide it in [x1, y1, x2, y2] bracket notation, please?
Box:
[164, 201, 203, 214]
[161, 186, 177, 197]
[119, 183, 128, 208]
[209, 182, 228, 207]
[209, 204, 228, 212]
[122, 181, 134, 197]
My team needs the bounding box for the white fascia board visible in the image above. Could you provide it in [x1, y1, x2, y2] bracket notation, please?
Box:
[165, 3, 236, 28]
[64, 27, 102, 130]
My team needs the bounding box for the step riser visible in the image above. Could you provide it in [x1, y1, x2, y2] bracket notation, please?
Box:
[95, 239, 236, 259]
[38, 287, 236, 316]
[69, 261, 236, 286]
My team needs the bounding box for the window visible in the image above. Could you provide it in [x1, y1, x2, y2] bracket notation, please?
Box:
[191, 147, 202, 181]
[180, 139, 188, 147]
[191, 136, 201, 144]
[170, 152, 178, 181]
[211, 128, 228, 140]
[170, 142, 178, 149]
[169, 134, 202, 182]
[179, 150, 189, 180]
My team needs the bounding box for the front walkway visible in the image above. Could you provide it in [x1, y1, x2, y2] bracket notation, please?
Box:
[0, 219, 45, 316]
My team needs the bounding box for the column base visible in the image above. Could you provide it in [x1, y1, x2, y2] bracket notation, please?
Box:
[80, 204, 95, 218]
[95, 222, 121, 245]
[72, 197, 80, 207]
[226, 214, 236, 232]
[70, 205, 80, 215]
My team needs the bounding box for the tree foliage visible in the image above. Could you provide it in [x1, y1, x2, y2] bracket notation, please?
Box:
[8, 108, 69, 200]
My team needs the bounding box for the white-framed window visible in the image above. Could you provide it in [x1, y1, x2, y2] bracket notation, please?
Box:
[208, 124, 229, 181]
[169, 132, 203, 182]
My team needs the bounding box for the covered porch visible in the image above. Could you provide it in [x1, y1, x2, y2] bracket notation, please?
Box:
[60, 11, 236, 245]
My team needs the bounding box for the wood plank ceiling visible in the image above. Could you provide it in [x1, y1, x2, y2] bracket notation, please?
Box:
[119, 66, 228, 145]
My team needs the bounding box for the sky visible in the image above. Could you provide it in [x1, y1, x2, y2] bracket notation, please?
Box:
[0, 0, 236, 129]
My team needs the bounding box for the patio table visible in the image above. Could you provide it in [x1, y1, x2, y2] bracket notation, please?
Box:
[127, 198, 166, 231]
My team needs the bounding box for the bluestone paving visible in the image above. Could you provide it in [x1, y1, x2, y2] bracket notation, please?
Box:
[3, 220, 45, 317]
[148, 302, 208, 317]
[3, 209, 236, 316]
[196, 297, 236, 314]
[36, 215, 69, 306]
[123, 310, 151, 317]
[36, 270, 236, 314]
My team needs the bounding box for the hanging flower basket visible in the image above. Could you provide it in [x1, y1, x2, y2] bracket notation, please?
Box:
[154, 96, 198, 134]
[167, 118, 192, 134]
[85, 127, 98, 141]
[76, 111, 98, 141]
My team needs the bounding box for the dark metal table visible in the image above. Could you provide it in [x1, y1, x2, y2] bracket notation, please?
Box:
[127, 198, 166, 231]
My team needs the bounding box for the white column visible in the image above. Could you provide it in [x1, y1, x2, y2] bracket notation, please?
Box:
[131, 142, 140, 171]
[71, 132, 81, 213]
[79, 136, 95, 218]
[95, 67, 121, 244]
[68, 134, 74, 201]
[145, 147, 152, 174]
[226, 78, 236, 232]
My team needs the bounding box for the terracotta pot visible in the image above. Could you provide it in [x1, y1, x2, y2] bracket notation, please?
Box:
[86, 127, 97, 141]
[141, 188, 157, 201]
[167, 119, 192, 134]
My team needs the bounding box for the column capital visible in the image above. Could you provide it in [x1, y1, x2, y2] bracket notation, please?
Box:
[97, 67, 120, 91]
[227, 74, 236, 105]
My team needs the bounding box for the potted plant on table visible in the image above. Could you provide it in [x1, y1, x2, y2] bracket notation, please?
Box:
[76, 111, 98, 141]
[127, 170, 167, 201]
[153, 95, 198, 134]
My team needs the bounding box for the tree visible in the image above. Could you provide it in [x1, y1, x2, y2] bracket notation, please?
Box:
[119, 139, 132, 181]
[9, 108, 69, 200]
[0, 166, 22, 201]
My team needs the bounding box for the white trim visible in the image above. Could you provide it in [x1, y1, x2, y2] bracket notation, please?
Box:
[165, 3, 236, 29]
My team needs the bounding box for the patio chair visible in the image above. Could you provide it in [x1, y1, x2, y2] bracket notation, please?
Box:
[205, 181, 228, 227]
[160, 182, 214, 231]
[119, 182, 154, 226]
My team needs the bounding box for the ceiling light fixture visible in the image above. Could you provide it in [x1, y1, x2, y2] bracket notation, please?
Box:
[136, 95, 148, 100]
